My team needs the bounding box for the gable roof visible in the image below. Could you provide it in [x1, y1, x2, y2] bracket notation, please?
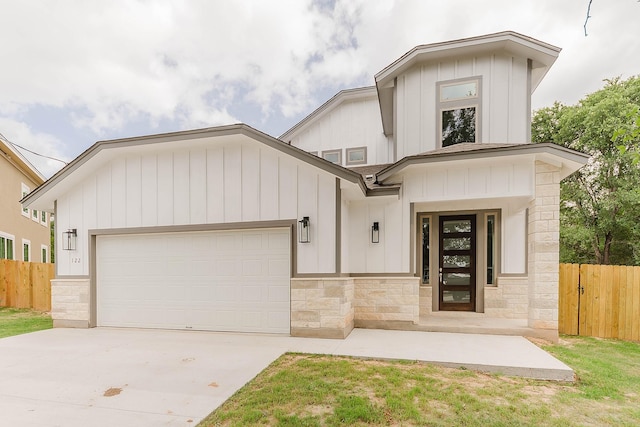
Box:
[0, 134, 46, 184]
[376, 142, 589, 182]
[279, 86, 377, 141]
[375, 31, 561, 136]
[22, 124, 401, 212]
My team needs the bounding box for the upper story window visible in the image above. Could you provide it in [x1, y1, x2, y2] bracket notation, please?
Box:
[437, 77, 481, 147]
[21, 183, 30, 217]
[322, 149, 342, 165]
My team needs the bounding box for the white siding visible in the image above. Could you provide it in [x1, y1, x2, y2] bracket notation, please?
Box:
[55, 139, 337, 276]
[289, 97, 393, 166]
[396, 53, 531, 158]
[502, 207, 527, 274]
[345, 158, 535, 274]
[345, 198, 405, 274]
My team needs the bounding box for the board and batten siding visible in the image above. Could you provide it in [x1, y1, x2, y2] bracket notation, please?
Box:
[348, 158, 533, 275]
[289, 97, 393, 166]
[55, 140, 337, 276]
[396, 53, 530, 158]
[346, 198, 405, 274]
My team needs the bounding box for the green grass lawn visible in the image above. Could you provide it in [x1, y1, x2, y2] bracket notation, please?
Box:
[0, 307, 53, 339]
[200, 336, 640, 426]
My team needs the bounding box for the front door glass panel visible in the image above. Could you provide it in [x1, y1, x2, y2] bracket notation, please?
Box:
[439, 215, 476, 311]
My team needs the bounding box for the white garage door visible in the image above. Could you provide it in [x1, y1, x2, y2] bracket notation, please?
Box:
[96, 228, 290, 334]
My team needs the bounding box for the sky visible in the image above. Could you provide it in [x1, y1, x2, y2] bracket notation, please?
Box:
[1, 0, 639, 178]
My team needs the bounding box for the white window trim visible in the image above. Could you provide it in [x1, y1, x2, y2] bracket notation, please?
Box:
[41, 244, 49, 263]
[22, 239, 31, 262]
[40, 210, 47, 226]
[21, 183, 30, 217]
[322, 149, 342, 165]
[0, 231, 16, 260]
[345, 147, 367, 166]
[32, 208, 39, 222]
[436, 76, 482, 148]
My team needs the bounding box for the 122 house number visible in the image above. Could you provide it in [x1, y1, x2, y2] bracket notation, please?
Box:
[71, 258, 81, 264]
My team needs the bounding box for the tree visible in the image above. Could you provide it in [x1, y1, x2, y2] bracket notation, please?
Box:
[532, 76, 640, 265]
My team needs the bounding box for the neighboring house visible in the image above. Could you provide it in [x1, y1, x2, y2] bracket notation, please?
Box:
[0, 135, 51, 263]
[23, 31, 588, 340]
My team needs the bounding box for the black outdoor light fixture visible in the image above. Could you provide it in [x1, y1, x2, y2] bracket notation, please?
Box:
[371, 221, 380, 243]
[298, 216, 310, 243]
[62, 229, 77, 251]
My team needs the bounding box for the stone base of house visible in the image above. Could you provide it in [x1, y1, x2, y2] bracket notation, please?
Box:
[53, 319, 90, 328]
[290, 278, 355, 339]
[291, 277, 419, 339]
[51, 278, 90, 328]
[49, 274, 558, 342]
[484, 277, 529, 319]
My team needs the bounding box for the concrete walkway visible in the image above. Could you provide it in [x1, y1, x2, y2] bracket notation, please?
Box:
[0, 328, 573, 427]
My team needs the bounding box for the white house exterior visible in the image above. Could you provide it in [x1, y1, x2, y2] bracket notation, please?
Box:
[23, 31, 588, 341]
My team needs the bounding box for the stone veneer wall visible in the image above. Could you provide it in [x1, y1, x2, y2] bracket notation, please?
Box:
[290, 278, 354, 339]
[419, 286, 433, 316]
[51, 279, 90, 328]
[527, 161, 561, 330]
[353, 278, 419, 327]
[484, 277, 529, 318]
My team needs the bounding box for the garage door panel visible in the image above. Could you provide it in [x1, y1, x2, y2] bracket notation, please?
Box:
[97, 228, 290, 334]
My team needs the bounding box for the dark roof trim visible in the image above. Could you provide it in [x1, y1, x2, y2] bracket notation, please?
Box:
[376, 142, 589, 182]
[366, 185, 401, 197]
[22, 124, 370, 205]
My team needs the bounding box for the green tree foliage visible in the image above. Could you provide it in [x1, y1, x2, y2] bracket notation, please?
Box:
[532, 76, 640, 265]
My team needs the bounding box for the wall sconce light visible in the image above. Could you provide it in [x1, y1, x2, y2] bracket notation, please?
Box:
[62, 229, 77, 251]
[298, 216, 310, 243]
[371, 222, 380, 243]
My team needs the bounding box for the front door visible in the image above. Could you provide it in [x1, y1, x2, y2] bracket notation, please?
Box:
[439, 215, 476, 311]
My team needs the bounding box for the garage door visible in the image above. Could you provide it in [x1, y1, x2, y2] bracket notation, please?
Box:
[96, 228, 290, 334]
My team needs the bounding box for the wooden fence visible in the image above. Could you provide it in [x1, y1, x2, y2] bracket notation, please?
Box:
[0, 259, 54, 311]
[559, 263, 640, 341]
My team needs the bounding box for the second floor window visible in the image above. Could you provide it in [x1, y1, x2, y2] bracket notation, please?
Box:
[437, 77, 481, 147]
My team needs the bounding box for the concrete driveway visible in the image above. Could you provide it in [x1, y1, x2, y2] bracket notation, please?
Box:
[0, 328, 573, 427]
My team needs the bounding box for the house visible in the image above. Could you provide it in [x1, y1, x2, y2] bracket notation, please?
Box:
[0, 134, 51, 263]
[23, 31, 588, 341]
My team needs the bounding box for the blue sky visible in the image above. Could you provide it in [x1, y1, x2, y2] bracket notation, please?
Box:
[1, 0, 639, 177]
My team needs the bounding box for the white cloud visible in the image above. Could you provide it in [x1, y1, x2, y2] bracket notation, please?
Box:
[0, 0, 638, 156]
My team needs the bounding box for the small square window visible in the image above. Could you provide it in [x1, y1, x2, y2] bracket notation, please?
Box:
[442, 107, 476, 146]
[322, 149, 342, 165]
[346, 147, 367, 166]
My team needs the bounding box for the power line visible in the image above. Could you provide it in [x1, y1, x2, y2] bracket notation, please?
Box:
[0, 132, 68, 165]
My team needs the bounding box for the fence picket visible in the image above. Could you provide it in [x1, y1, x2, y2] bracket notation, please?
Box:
[0, 259, 53, 311]
[560, 263, 640, 341]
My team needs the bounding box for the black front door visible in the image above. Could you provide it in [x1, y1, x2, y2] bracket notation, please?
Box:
[439, 215, 476, 311]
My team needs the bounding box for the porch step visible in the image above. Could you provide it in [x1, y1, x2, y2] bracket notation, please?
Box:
[411, 313, 558, 342]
